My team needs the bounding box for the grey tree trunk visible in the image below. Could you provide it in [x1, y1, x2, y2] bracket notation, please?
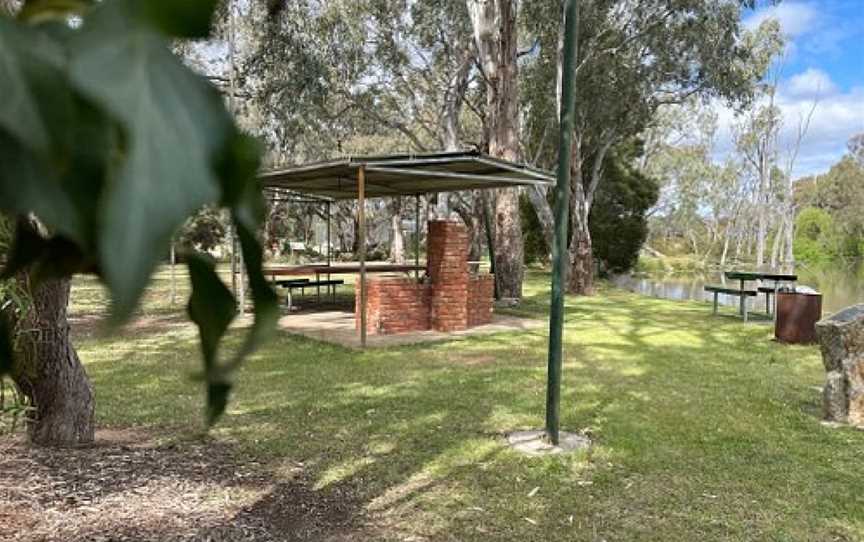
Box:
[770, 216, 782, 269]
[469, 0, 523, 301]
[720, 230, 731, 268]
[12, 276, 94, 446]
[451, 193, 485, 262]
[566, 136, 612, 295]
[568, 184, 594, 295]
[389, 198, 405, 264]
[526, 185, 554, 255]
[782, 212, 794, 272]
[756, 166, 768, 269]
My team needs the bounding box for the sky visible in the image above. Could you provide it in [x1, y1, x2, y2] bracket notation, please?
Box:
[714, 0, 864, 178]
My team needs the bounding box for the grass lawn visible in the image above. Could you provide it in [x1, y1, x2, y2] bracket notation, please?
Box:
[59, 268, 864, 540]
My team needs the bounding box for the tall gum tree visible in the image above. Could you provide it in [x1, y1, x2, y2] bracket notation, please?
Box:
[522, 0, 777, 294]
[468, 0, 524, 301]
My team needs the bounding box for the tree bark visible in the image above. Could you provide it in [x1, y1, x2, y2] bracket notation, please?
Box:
[526, 185, 554, 255]
[12, 276, 94, 446]
[439, 39, 474, 220]
[452, 192, 485, 262]
[782, 211, 794, 273]
[566, 134, 612, 295]
[469, 0, 523, 301]
[389, 198, 405, 263]
[568, 160, 594, 294]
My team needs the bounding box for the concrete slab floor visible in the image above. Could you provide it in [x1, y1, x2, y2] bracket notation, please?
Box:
[277, 310, 545, 349]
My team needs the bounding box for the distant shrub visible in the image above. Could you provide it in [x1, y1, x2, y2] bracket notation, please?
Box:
[794, 207, 837, 264]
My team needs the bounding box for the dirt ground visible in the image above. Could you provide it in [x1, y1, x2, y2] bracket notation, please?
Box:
[0, 429, 370, 542]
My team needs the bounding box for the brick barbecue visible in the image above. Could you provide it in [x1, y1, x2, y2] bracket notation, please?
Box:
[357, 220, 494, 335]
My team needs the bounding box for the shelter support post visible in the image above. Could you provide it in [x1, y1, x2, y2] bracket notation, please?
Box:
[170, 240, 176, 306]
[358, 165, 367, 348]
[326, 201, 331, 266]
[546, 0, 579, 446]
[238, 226, 246, 315]
[230, 223, 237, 296]
[415, 194, 421, 281]
[481, 192, 497, 299]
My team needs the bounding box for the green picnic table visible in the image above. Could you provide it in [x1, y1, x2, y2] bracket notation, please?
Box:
[723, 271, 797, 320]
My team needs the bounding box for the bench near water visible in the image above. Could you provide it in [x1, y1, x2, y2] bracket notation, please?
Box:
[704, 285, 757, 322]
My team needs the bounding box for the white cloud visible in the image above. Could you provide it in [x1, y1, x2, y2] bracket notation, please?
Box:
[744, 2, 820, 38]
[783, 87, 864, 174]
[785, 68, 838, 99]
[712, 71, 864, 178]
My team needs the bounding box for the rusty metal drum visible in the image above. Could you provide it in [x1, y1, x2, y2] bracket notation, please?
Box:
[775, 291, 823, 344]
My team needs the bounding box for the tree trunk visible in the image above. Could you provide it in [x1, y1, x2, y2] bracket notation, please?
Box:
[452, 192, 485, 262]
[12, 276, 94, 446]
[770, 217, 782, 270]
[494, 188, 523, 299]
[389, 198, 405, 263]
[568, 183, 594, 295]
[782, 211, 794, 273]
[756, 189, 767, 269]
[469, 0, 523, 301]
[566, 134, 611, 296]
[352, 207, 361, 258]
[720, 229, 731, 268]
[467, 195, 484, 262]
[527, 185, 554, 255]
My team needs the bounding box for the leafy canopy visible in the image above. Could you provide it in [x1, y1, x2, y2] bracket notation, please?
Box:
[0, 0, 278, 426]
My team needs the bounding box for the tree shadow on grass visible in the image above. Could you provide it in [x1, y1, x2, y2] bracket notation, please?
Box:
[61, 278, 864, 540]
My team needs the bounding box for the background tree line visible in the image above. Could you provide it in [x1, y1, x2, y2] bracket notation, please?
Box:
[0, 0, 778, 446]
[181, 0, 771, 296]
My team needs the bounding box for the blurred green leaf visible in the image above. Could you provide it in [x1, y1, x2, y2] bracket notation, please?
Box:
[0, 17, 60, 151]
[186, 252, 238, 426]
[0, 0, 277, 429]
[222, 221, 279, 375]
[0, 20, 89, 242]
[19, 0, 92, 22]
[186, 253, 236, 372]
[138, 0, 220, 39]
[0, 218, 48, 280]
[69, 0, 233, 321]
[216, 131, 266, 228]
[206, 381, 232, 427]
[1, 219, 90, 289]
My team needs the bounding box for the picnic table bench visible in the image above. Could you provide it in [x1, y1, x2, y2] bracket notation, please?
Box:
[704, 285, 758, 321]
[274, 278, 344, 309]
[705, 271, 797, 322]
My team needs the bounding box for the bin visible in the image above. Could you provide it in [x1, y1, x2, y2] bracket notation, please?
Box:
[775, 290, 823, 344]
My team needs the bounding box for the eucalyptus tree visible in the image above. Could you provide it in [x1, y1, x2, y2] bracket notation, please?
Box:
[522, 0, 776, 294]
[734, 84, 781, 269]
[247, 1, 490, 263]
[467, 0, 524, 301]
[0, 1, 277, 446]
[849, 133, 864, 167]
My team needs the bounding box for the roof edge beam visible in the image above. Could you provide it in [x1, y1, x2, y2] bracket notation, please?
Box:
[364, 166, 552, 186]
[472, 156, 555, 182]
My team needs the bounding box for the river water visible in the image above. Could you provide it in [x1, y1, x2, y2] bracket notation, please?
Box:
[612, 261, 864, 316]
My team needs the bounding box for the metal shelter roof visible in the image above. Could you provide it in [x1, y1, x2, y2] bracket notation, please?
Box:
[258, 150, 554, 199]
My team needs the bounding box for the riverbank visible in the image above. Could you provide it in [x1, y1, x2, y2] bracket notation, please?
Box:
[627, 256, 863, 314]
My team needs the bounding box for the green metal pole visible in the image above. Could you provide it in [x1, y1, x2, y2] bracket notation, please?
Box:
[546, 0, 579, 446]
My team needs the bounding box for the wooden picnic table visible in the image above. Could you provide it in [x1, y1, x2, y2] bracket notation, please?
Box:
[725, 271, 798, 283]
[261, 263, 425, 279]
[252, 264, 424, 310]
